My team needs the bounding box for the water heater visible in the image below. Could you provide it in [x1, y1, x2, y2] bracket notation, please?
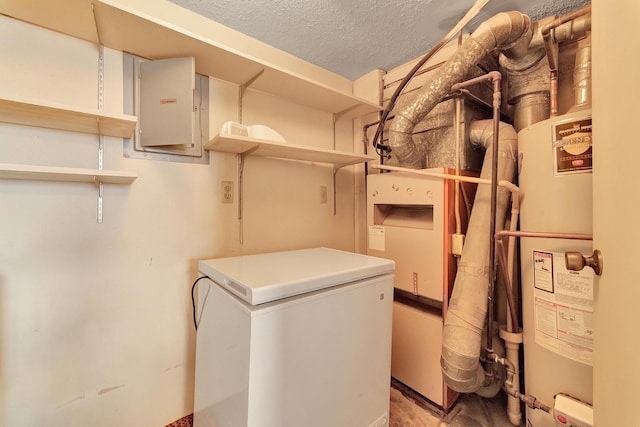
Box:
[518, 109, 593, 427]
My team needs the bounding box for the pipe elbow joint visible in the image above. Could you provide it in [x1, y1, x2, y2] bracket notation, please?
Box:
[473, 11, 532, 58]
[388, 114, 424, 169]
[440, 351, 486, 393]
[500, 13, 534, 61]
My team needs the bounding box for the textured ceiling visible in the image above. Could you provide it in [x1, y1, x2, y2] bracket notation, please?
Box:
[169, 0, 590, 80]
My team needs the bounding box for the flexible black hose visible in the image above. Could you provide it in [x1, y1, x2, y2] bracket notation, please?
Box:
[372, 38, 452, 156]
[371, 0, 490, 157]
[191, 276, 210, 331]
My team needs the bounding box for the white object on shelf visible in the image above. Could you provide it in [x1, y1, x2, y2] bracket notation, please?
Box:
[246, 124, 286, 143]
[219, 122, 286, 143]
[205, 132, 375, 169]
[205, 130, 375, 227]
[221, 121, 249, 137]
[0, 163, 137, 185]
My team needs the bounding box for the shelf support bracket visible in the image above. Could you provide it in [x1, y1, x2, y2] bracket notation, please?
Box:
[238, 69, 265, 124]
[97, 136, 104, 224]
[333, 103, 360, 121]
[237, 145, 260, 244]
[237, 153, 245, 244]
[95, 176, 104, 223]
[332, 113, 338, 151]
[97, 44, 105, 224]
[333, 166, 338, 215]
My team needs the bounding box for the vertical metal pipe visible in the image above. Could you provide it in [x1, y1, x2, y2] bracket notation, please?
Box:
[549, 70, 559, 117]
[454, 96, 462, 236]
[542, 5, 592, 116]
[486, 75, 502, 354]
[451, 72, 503, 355]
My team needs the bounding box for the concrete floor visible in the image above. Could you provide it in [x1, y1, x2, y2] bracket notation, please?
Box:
[168, 387, 525, 427]
[389, 387, 525, 427]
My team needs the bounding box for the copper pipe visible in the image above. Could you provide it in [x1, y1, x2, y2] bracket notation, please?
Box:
[496, 240, 519, 331]
[489, 353, 552, 413]
[549, 70, 559, 116]
[496, 230, 592, 240]
[542, 5, 592, 116]
[451, 71, 502, 92]
[486, 72, 502, 355]
[388, 11, 532, 168]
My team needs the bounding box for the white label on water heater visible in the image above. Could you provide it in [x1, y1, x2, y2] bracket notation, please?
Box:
[532, 250, 594, 366]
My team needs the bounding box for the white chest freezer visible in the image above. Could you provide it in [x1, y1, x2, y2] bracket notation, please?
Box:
[194, 247, 395, 427]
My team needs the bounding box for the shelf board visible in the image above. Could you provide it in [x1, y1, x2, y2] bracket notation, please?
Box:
[0, 163, 138, 184]
[0, 95, 137, 138]
[1, 0, 381, 117]
[205, 133, 376, 168]
[92, 0, 381, 117]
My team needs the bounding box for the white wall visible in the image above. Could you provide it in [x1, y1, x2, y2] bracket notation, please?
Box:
[0, 16, 359, 426]
[592, 0, 640, 424]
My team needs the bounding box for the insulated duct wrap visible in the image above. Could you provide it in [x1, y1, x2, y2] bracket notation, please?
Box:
[388, 11, 532, 169]
[386, 10, 531, 395]
[440, 120, 517, 393]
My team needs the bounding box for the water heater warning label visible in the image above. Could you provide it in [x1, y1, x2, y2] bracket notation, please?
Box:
[553, 116, 592, 175]
[532, 250, 594, 366]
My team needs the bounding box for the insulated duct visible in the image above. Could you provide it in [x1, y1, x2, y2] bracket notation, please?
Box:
[385, 10, 532, 395]
[387, 11, 532, 169]
[441, 120, 517, 393]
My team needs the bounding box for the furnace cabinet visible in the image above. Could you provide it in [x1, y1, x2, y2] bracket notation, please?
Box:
[367, 169, 477, 410]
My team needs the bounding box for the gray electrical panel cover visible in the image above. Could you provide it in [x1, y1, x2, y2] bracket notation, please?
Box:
[139, 57, 195, 148]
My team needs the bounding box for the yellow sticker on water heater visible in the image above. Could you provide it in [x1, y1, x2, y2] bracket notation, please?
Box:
[553, 116, 593, 175]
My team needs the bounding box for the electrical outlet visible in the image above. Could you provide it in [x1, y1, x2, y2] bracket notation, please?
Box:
[221, 181, 233, 203]
[320, 186, 328, 204]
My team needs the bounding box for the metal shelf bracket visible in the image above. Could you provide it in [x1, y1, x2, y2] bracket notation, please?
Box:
[97, 44, 105, 224]
[238, 69, 265, 124]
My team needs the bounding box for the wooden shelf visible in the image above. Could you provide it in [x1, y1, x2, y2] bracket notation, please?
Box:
[1, 0, 381, 118]
[0, 95, 137, 138]
[205, 133, 376, 169]
[0, 163, 138, 184]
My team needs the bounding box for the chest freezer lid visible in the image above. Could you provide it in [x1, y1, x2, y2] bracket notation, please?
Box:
[198, 247, 394, 305]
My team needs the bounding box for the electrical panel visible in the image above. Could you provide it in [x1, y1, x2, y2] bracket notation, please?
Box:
[123, 54, 209, 163]
[139, 57, 195, 149]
